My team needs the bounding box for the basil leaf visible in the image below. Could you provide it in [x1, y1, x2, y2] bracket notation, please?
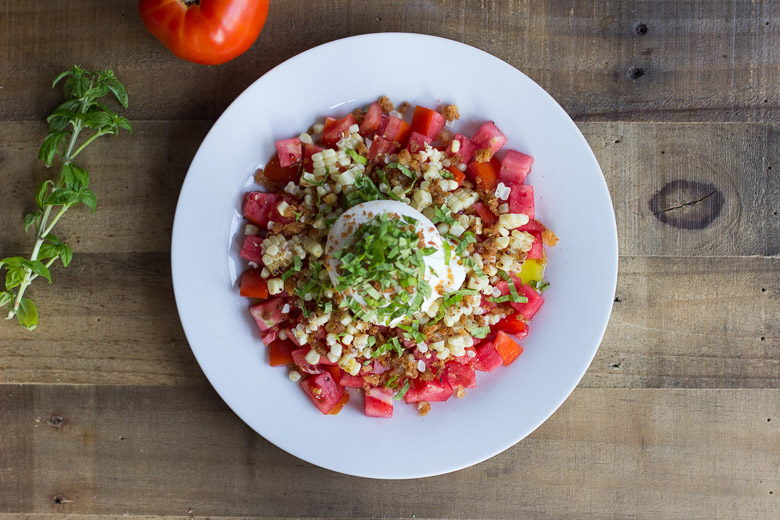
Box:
[16, 297, 39, 331]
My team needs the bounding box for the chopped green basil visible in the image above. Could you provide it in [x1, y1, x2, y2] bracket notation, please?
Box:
[345, 148, 368, 165]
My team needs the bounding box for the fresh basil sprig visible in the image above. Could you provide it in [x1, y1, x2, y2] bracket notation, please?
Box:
[1, 66, 132, 330]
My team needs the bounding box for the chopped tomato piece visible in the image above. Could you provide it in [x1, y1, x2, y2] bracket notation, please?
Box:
[260, 327, 278, 345]
[445, 362, 477, 389]
[514, 284, 545, 320]
[494, 331, 523, 366]
[508, 184, 535, 220]
[472, 201, 498, 226]
[518, 219, 546, 232]
[473, 342, 503, 372]
[275, 137, 302, 168]
[406, 131, 433, 153]
[360, 102, 382, 135]
[261, 155, 301, 185]
[242, 191, 280, 228]
[301, 372, 344, 415]
[291, 347, 322, 375]
[324, 365, 341, 382]
[365, 386, 394, 418]
[500, 150, 533, 185]
[303, 143, 324, 158]
[404, 379, 454, 403]
[249, 297, 287, 332]
[380, 116, 412, 146]
[368, 137, 397, 159]
[323, 116, 337, 131]
[467, 157, 501, 191]
[495, 314, 528, 337]
[410, 106, 446, 139]
[339, 371, 365, 388]
[239, 234, 265, 265]
[322, 114, 357, 147]
[239, 268, 269, 299]
[445, 165, 466, 186]
[471, 121, 507, 154]
[328, 392, 350, 415]
[268, 339, 295, 366]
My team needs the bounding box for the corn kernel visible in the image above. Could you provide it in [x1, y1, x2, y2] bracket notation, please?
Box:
[288, 370, 301, 382]
[496, 236, 510, 249]
[267, 277, 284, 295]
[305, 349, 321, 365]
[498, 213, 530, 229]
[299, 132, 313, 144]
[411, 189, 433, 210]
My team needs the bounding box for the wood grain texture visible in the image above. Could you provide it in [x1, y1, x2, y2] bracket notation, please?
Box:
[0, 254, 776, 388]
[2, 121, 777, 256]
[0, 384, 777, 519]
[0, 0, 777, 123]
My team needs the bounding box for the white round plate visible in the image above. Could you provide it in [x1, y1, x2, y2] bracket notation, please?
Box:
[172, 33, 618, 479]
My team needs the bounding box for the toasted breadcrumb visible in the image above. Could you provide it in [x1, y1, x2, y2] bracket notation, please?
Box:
[474, 147, 493, 163]
[455, 387, 466, 398]
[417, 401, 431, 416]
[378, 96, 394, 113]
[440, 104, 460, 121]
[542, 229, 559, 247]
[397, 101, 411, 116]
[254, 168, 281, 192]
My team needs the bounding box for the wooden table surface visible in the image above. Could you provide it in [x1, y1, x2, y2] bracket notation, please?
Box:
[1, 1, 778, 519]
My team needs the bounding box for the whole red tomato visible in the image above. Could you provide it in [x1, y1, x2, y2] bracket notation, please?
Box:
[139, 0, 269, 65]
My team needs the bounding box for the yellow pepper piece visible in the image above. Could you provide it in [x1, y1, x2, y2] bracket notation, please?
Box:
[519, 258, 545, 285]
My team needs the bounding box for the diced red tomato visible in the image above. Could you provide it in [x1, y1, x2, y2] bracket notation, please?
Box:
[301, 372, 344, 415]
[327, 392, 350, 415]
[499, 150, 533, 185]
[508, 184, 535, 220]
[360, 102, 382, 135]
[239, 235, 265, 265]
[467, 157, 501, 191]
[518, 219, 546, 232]
[323, 116, 337, 131]
[373, 360, 389, 375]
[406, 131, 433, 153]
[268, 339, 295, 366]
[285, 328, 301, 347]
[473, 342, 503, 372]
[322, 114, 357, 147]
[368, 137, 397, 160]
[261, 155, 301, 185]
[275, 137, 302, 168]
[365, 386, 394, 418]
[291, 347, 323, 375]
[495, 314, 529, 337]
[526, 232, 544, 260]
[242, 192, 280, 228]
[514, 284, 545, 320]
[472, 201, 498, 226]
[445, 362, 477, 389]
[239, 268, 269, 299]
[494, 331, 523, 366]
[339, 371, 365, 388]
[448, 133, 476, 164]
[250, 297, 287, 332]
[445, 165, 466, 186]
[471, 121, 507, 154]
[404, 379, 454, 403]
[380, 116, 412, 146]
[410, 106, 446, 139]
[264, 194, 295, 226]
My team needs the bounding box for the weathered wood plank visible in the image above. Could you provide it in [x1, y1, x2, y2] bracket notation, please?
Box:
[0, 385, 777, 519]
[0, 255, 776, 389]
[0, 0, 777, 123]
[1, 121, 777, 256]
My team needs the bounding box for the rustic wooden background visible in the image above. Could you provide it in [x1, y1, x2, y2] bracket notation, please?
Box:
[1, 1, 778, 519]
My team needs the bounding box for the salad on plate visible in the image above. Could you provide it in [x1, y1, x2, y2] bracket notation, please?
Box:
[237, 97, 557, 418]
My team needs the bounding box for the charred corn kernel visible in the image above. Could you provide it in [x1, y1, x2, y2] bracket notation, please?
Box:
[495, 236, 511, 249]
[436, 347, 451, 360]
[430, 340, 445, 352]
[312, 123, 324, 134]
[302, 237, 323, 258]
[423, 165, 440, 181]
[457, 214, 470, 228]
[266, 244, 280, 256]
[353, 334, 368, 349]
[261, 253, 274, 265]
[339, 354, 360, 376]
[451, 139, 461, 153]
[267, 278, 284, 295]
[468, 275, 490, 292]
[299, 132, 313, 144]
[245, 224, 260, 235]
[321, 148, 336, 159]
[288, 370, 301, 382]
[498, 203, 510, 214]
[260, 267, 270, 278]
[305, 349, 321, 365]
[411, 189, 433, 210]
[498, 213, 530, 229]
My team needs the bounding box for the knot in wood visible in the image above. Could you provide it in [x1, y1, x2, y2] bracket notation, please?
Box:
[46, 415, 65, 427]
[627, 66, 644, 79]
[634, 23, 648, 35]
